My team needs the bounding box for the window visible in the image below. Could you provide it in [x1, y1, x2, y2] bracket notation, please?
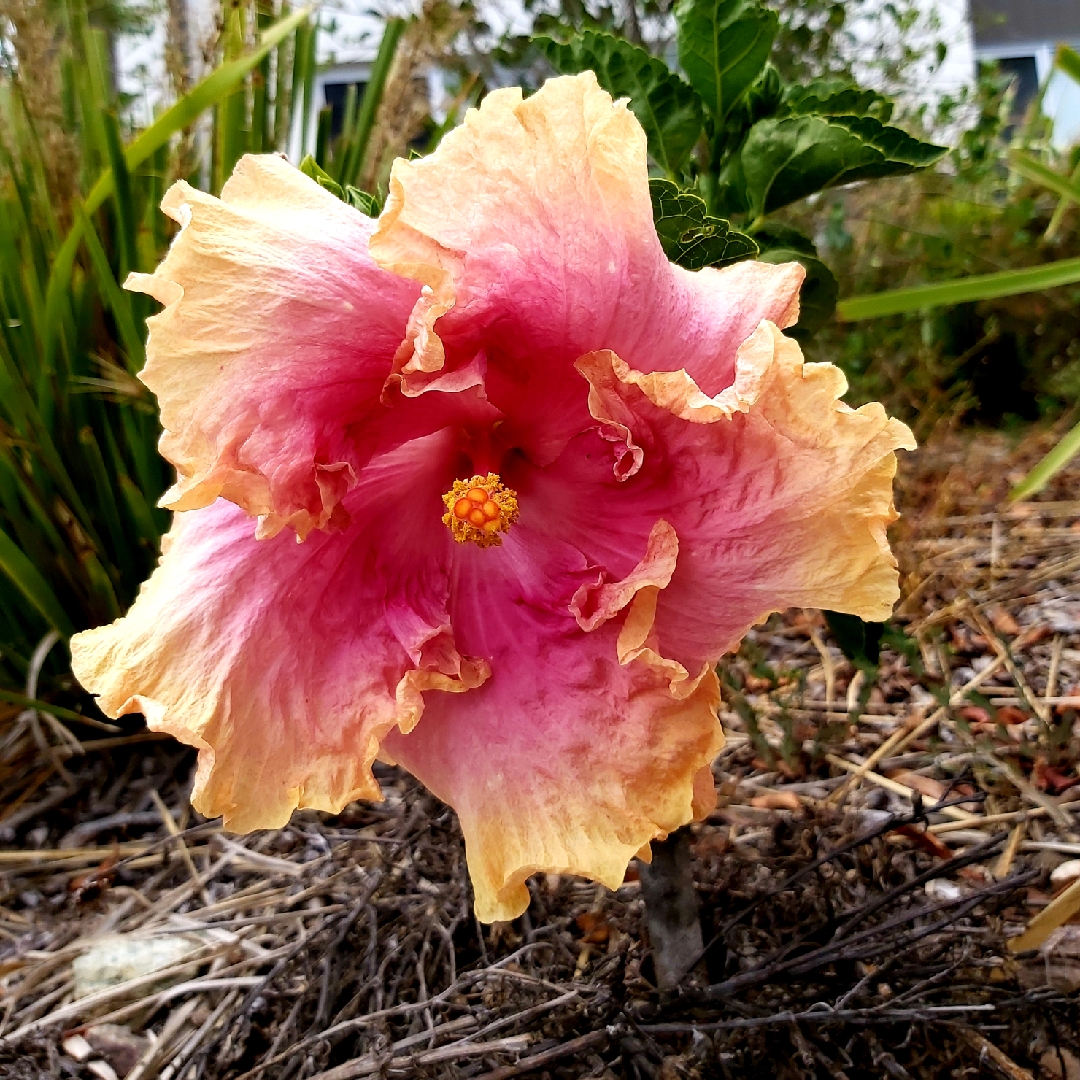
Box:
[996, 55, 1039, 119]
[322, 82, 368, 141]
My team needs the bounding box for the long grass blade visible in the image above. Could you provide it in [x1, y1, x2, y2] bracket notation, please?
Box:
[338, 16, 406, 187]
[1009, 419, 1080, 501]
[0, 527, 76, 638]
[102, 111, 139, 278]
[837, 257, 1080, 320]
[45, 6, 312, 332]
[1010, 151, 1080, 204]
[74, 206, 145, 371]
[1056, 44, 1080, 87]
[215, 0, 250, 192]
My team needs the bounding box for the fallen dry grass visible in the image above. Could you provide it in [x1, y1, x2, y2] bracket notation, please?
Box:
[1, 428, 1079, 1079]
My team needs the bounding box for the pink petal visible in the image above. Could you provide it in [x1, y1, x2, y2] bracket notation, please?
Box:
[369, 72, 804, 464]
[578, 322, 917, 673]
[381, 518, 723, 922]
[70, 431, 486, 830]
[128, 154, 495, 539]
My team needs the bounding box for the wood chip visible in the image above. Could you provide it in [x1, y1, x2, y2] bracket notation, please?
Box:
[1009, 875, 1080, 952]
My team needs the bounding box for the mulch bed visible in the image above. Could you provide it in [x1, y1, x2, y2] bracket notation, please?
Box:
[1, 426, 1080, 1080]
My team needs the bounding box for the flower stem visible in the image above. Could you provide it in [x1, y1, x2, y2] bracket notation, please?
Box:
[638, 826, 703, 990]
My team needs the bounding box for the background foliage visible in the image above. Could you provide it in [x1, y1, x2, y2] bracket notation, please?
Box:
[1, 0, 1079, 700]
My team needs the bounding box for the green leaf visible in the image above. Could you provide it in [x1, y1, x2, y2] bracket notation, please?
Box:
[0, 688, 103, 725]
[1057, 44, 1080, 87]
[650, 179, 757, 268]
[101, 111, 137, 278]
[298, 154, 344, 200]
[1010, 150, 1080, 203]
[299, 159, 383, 216]
[674, 0, 777, 126]
[345, 186, 381, 216]
[337, 16, 406, 187]
[74, 206, 145, 372]
[118, 475, 164, 552]
[1009, 418, 1080, 502]
[824, 611, 883, 671]
[45, 6, 312, 344]
[0, 526, 75, 638]
[536, 32, 704, 175]
[838, 256, 1080, 320]
[738, 115, 946, 217]
[745, 63, 782, 120]
[781, 79, 893, 121]
[753, 223, 838, 337]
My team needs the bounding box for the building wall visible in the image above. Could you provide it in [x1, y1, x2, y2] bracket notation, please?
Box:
[969, 0, 1080, 46]
[114, 0, 1080, 157]
[968, 0, 1080, 146]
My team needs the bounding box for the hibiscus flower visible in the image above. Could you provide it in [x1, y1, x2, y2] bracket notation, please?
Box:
[70, 72, 914, 922]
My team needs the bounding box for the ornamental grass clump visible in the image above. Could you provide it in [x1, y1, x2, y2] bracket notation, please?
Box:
[71, 73, 913, 922]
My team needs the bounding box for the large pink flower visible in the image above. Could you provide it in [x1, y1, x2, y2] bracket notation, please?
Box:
[71, 73, 914, 922]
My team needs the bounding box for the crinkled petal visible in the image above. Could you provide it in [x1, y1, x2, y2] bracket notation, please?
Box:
[578, 322, 916, 672]
[130, 154, 495, 539]
[370, 72, 804, 462]
[70, 431, 485, 830]
[382, 511, 723, 922]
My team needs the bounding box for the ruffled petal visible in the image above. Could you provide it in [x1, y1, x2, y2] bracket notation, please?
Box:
[578, 322, 916, 672]
[129, 154, 495, 539]
[369, 72, 804, 462]
[382, 513, 723, 923]
[70, 431, 485, 830]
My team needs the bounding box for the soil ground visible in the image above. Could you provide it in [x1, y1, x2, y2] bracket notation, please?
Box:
[2, 428, 1080, 1080]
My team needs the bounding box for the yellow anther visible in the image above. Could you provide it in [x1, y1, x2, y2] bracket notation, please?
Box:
[442, 473, 519, 547]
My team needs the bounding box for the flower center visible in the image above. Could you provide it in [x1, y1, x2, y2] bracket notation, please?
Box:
[442, 473, 519, 548]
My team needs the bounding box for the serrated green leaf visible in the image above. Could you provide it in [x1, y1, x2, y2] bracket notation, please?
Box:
[746, 63, 782, 119]
[709, 61, 782, 166]
[753, 223, 838, 337]
[674, 0, 777, 126]
[781, 80, 893, 121]
[738, 114, 946, 217]
[536, 33, 703, 175]
[649, 179, 757, 268]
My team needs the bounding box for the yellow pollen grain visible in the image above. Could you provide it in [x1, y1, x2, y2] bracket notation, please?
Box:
[441, 473, 520, 548]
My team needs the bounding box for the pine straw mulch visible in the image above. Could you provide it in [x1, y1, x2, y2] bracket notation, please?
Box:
[2, 427, 1080, 1080]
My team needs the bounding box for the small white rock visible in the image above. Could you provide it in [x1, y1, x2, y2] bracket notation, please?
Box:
[925, 879, 963, 902]
[86, 1062, 119, 1080]
[1051, 860, 1080, 890]
[61, 1034, 92, 1061]
[72, 932, 211, 999]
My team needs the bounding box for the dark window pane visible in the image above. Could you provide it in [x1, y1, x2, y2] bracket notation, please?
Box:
[323, 82, 368, 140]
[997, 55, 1039, 119]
